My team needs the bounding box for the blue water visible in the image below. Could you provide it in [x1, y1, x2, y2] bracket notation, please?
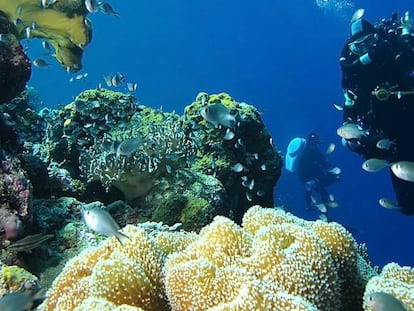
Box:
[27, 1, 413, 267]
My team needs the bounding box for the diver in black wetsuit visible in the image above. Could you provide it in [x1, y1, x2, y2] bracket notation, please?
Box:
[285, 133, 340, 211]
[339, 12, 414, 215]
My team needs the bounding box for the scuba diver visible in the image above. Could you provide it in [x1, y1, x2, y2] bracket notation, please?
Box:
[285, 133, 340, 214]
[339, 11, 414, 215]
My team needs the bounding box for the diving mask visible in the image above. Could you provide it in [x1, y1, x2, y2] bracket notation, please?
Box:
[348, 34, 377, 55]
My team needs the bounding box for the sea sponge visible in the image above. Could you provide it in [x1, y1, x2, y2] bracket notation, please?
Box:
[0, 0, 91, 71]
[163, 206, 356, 311]
[363, 262, 414, 311]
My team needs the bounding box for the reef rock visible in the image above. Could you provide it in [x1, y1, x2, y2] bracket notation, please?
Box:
[184, 92, 282, 222]
[32, 89, 282, 230]
[0, 154, 32, 240]
[140, 169, 228, 231]
[0, 11, 31, 104]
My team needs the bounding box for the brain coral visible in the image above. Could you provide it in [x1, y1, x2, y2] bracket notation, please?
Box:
[363, 262, 414, 311]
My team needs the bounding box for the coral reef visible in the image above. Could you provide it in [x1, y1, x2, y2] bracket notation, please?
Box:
[39, 206, 383, 311]
[184, 92, 282, 222]
[141, 169, 228, 231]
[0, 155, 31, 240]
[363, 262, 414, 311]
[79, 106, 198, 201]
[0, 264, 39, 296]
[0, 89, 46, 144]
[0, 11, 31, 104]
[39, 88, 200, 202]
[0, 0, 92, 72]
[22, 89, 281, 230]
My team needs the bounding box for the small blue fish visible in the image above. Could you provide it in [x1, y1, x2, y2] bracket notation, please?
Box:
[85, 0, 99, 13]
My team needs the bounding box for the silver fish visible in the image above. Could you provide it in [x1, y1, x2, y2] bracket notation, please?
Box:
[391, 161, 414, 182]
[33, 58, 51, 68]
[337, 123, 366, 139]
[127, 82, 138, 92]
[378, 198, 400, 210]
[316, 203, 327, 213]
[200, 102, 236, 128]
[325, 201, 339, 208]
[42, 40, 51, 52]
[41, 0, 57, 8]
[376, 138, 395, 150]
[318, 214, 328, 222]
[325, 143, 336, 155]
[223, 128, 235, 140]
[362, 158, 389, 172]
[98, 1, 120, 17]
[116, 137, 141, 157]
[25, 26, 31, 39]
[364, 291, 407, 311]
[103, 74, 113, 87]
[83, 206, 129, 244]
[329, 167, 341, 175]
[85, 0, 99, 13]
[231, 163, 244, 172]
[0, 292, 33, 311]
[111, 72, 126, 87]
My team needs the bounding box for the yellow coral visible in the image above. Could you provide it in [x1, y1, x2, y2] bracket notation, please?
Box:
[163, 206, 358, 311]
[39, 226, 170, 311]
[311, 221, 357, 269]
[39, 206, 388, 311]
[154, 231, 198, 255]
[0, 0, 91, 71]
[242, 205, 303, 234]
[363, 262, 414, 311]
[74, 297, 145, 311]
[0, 265, 38, 293]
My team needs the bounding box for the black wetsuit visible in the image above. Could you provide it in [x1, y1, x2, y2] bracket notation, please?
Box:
[296, 142, 335, 209]
[340, 17, 414, 215]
